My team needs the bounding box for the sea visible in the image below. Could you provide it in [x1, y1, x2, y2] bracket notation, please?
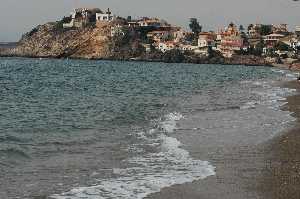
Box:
[0, 57, 298, 199]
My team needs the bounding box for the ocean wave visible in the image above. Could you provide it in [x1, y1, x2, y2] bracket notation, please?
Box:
[271, 68, 299, 80]
[0, 147, 30, 159]
[50, 112, 215, 199]
[240, 80, 297, 110]
[0, 134, 25, 143]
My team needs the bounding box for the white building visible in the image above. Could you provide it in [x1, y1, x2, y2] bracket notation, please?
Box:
[96, 8, 115, 22]
[63, 8, 90, 28]
[63, 8, 101, 28]
[198, 32, 216, 48]
[179, 44, 198, 51]
[157, 42, 176, 53]
[138, 18, 161, 27]
[296, 26, 300, 36]
[172, 29, 186, 43]
[264, 33, 285, 48]
[194, 47, 210, 56]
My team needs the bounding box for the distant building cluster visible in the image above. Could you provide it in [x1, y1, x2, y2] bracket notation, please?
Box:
[62, 8, 116, 29]
[62, 8, 300, 58]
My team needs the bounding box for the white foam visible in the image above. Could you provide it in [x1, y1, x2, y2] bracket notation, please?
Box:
[240, 101, 258, 110]
[271, 69, 286, 74]
[51, 73, 297, 199]
[271, 68, 299, 80]
[286, 73, 297, 78]
[160, 112, 183, 133]
[241, 78, 297, 110]
[51, 113, 215, 199]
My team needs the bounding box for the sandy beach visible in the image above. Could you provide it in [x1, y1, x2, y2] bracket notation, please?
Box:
[259, 81, 300, 199]
[148, 80, 300, 199]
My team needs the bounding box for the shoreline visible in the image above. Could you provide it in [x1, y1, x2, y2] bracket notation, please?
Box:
[258, 81, 300, 199]
[1, 58, 299, 199]
[147, 80, 300, 199]
[3, 54, 300, 72]
[0, 54, 275, 68]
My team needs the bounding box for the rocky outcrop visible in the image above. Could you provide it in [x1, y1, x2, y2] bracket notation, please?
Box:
[0, 21, 147, 60]
[0, 21, 279, 68]
[1, 22, 115, 59]
[223, 55, 269, 66]
[289, 62, 300, 70]
[135, 50, 269, 66]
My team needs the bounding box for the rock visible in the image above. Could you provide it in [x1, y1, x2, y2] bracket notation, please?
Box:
[225, 55, 269, 66]
[290, 63, 300, 70]
[1, 22, 113, 59]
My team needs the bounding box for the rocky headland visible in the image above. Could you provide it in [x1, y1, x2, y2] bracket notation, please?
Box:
[0, 17, 299, 69]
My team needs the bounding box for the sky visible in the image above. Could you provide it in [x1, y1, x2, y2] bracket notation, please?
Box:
[0, 0, 300, 42]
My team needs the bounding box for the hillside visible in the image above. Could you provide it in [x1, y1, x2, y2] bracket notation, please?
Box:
[8, 22, 112, 59]
[0, 19, 273, 67]
[0, 21, 143, 60]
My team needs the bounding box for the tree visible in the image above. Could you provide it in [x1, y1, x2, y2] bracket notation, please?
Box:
[239, 25, 245, 32]
[248, 40, 264, 56]
[274, 41, 290, 51]
[189, 18, 202, 44]
[184, 33, 194, 43]
[241, 32, 248, 44]
[61, 16, 72, 23]
[248, 24, 254, 31]
[259, 25, 273, 36]
[127, 16, 132, 22]
[254, 40, 265, 55]
[229, 22, 235, 28]
[189, 18, 202, 35]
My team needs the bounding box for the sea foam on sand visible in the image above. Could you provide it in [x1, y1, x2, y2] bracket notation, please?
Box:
[51, 112, 215, 199]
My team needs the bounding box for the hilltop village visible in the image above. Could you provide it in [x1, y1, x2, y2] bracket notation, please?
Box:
[2, 8, 300, 69]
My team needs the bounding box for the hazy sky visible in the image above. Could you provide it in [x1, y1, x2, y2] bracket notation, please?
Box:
[0, 0, 300, 41]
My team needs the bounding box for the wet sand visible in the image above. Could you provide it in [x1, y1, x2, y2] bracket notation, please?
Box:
[148, 81, 300, 199]
[259, 81, 300, 199]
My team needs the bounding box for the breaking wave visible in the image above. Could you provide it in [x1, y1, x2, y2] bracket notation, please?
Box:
[51, 112, 215, 199]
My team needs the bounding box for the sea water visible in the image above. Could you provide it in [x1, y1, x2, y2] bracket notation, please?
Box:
[0, 58, 298, 199]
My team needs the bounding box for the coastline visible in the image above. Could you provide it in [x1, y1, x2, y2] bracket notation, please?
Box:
[0, 58, 299, 198]
[258, 81, 300, 199]
[147, 80, 300, 199]
[0, 54, 274, 68]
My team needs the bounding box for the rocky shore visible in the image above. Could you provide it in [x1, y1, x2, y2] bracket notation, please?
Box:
[0, 21, 278, 67]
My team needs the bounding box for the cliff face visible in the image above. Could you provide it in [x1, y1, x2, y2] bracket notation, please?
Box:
[3, 22, 114, 59]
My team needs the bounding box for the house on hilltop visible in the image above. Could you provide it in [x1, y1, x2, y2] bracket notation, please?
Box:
[63, 8, 102, 28]
[280, 35, 300, 51]
[295, 26, 300, 37]
[157, 41, 177, 52]
[147, 30, 172, 42]
[196, 32, 216, 56]
[96, 8, 116, 22]
[198, 32, 216, 48]
[247, 24, 262, 38]
[128, 17, 170, 28]
[264, 33, 285, 48]
[138, 18, 162, 27]
[217, 23, 244, 57]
